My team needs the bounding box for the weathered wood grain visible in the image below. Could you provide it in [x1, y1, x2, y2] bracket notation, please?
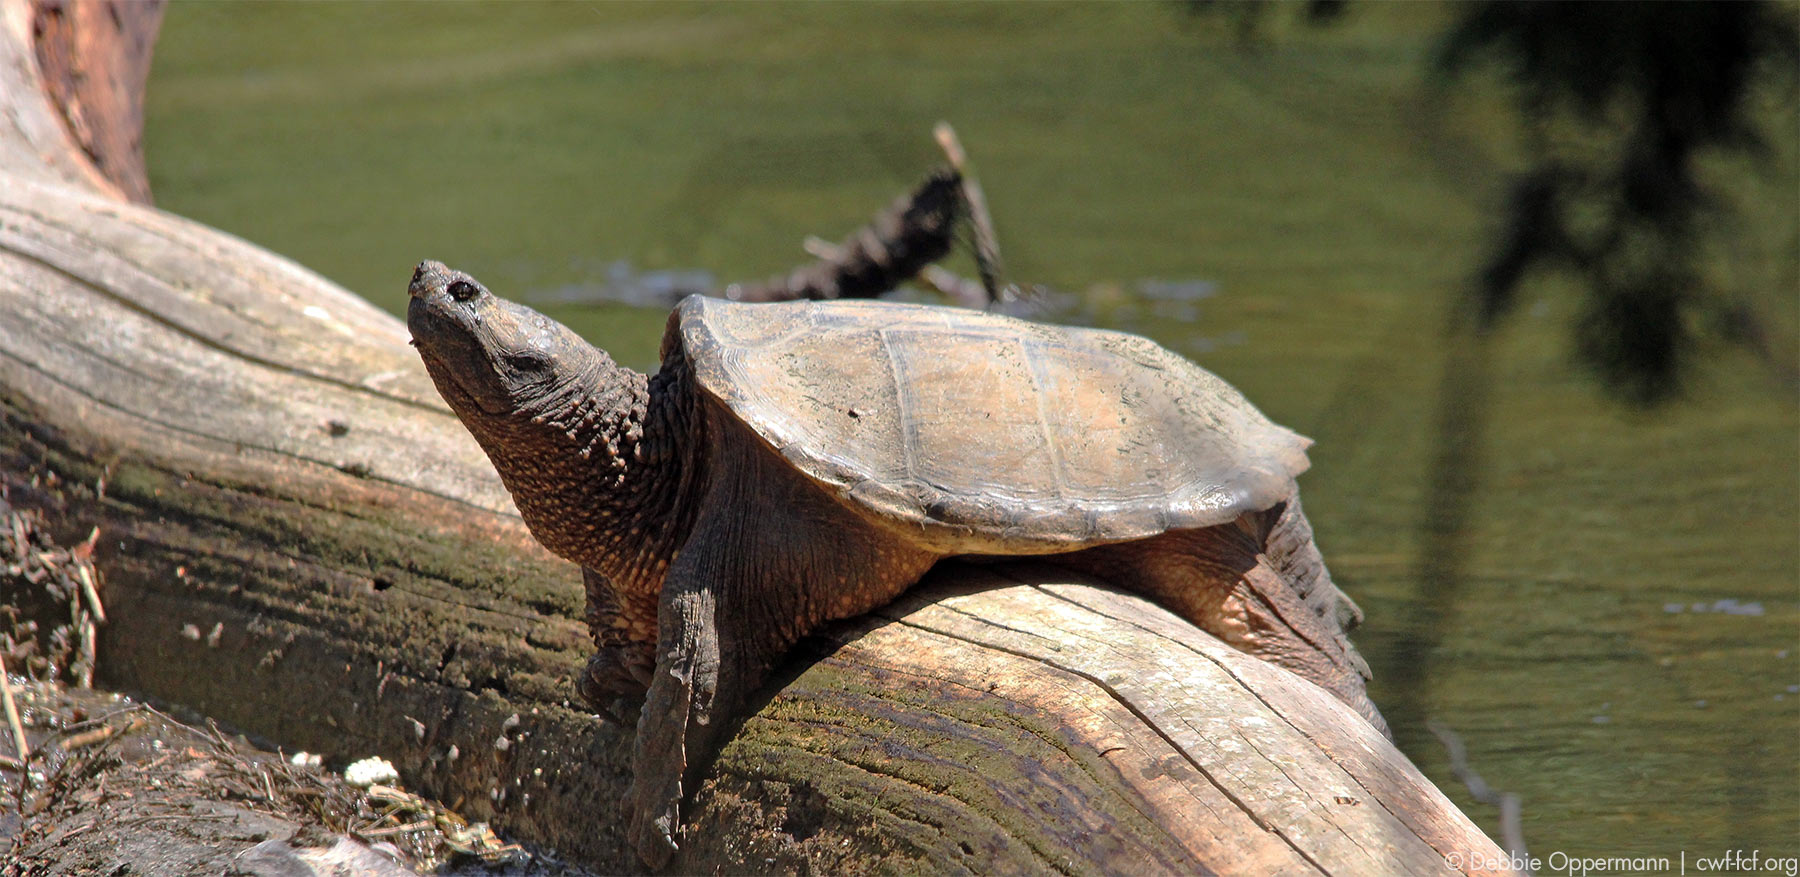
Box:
[0, 2, 1509, 872]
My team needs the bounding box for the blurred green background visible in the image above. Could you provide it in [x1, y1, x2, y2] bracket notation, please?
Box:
[144, 1, 1797, 862]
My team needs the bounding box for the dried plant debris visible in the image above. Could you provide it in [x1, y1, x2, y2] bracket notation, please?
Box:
[0, 682, 586, 875]
[0, 491, 589, 875]
[1, 494, 104, 688]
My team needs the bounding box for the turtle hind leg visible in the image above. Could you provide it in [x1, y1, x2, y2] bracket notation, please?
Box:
[1263, 492, 1368, 641]
[1059, 500, 1387, 735]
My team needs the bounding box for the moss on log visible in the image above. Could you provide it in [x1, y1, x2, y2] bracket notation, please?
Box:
[0, 2, 1510, 872]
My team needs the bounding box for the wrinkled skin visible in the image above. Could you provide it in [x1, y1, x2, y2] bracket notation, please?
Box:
[406, 261, 1382, 869]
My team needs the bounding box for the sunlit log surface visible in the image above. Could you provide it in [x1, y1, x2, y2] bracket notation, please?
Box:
[0, 1, 1509, 872]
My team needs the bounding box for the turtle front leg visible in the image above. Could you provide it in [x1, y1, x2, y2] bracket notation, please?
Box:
[621, 455, 936, 867]
[578, 645, 655, 726]
[577, 568, 657, 723]
[625, 556, 724, 869]
[627, 510, 845, 868]
[578, 644, 655, 702]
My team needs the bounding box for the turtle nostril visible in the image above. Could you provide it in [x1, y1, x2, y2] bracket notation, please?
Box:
[448, 279, 481, 302]
[412, 262, 429, 284]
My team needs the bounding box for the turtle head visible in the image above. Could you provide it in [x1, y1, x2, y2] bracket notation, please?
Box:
[407, 261, 671, 581]
[407, 260, 602, 420]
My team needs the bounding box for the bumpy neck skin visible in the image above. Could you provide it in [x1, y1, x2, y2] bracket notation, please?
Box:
[457, 353, 703, 596]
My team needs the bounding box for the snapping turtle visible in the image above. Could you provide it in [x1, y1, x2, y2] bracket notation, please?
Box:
[405, 260, 1379, 867]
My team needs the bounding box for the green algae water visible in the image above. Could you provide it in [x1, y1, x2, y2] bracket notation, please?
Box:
[145, 2, 1798, 864]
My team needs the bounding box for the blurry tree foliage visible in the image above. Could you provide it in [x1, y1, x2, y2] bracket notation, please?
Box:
[1180, 0, 1346, 47]
[1438, 1, 1797, 406]
[1188, 0, 1797, 406]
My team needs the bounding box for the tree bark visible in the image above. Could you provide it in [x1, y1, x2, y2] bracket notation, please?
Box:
[0, 2, 1510, 873]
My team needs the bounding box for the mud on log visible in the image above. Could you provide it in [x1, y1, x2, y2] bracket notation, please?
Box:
[0, 2, 1509, 872]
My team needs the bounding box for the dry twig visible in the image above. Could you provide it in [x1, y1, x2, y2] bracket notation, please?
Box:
[0, 653, 28, 764]
[76, 562, 105, 626]
[56, 724, 116, 751]
[933, 121, 1011, 304]
[729, 166, 966, 304]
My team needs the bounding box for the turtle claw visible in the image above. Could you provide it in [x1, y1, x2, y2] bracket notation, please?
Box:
[591, 697, 631, 727]
[579, 645, 655, 705]
[623, 682, 696, 868]
[625, 781, 681, 870]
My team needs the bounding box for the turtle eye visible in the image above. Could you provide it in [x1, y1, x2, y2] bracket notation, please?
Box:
[504, 351, 549, 373]
[448, 279, 481, 302]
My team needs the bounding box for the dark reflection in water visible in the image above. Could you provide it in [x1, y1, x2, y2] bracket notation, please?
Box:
[1387, 326, 1493, 756]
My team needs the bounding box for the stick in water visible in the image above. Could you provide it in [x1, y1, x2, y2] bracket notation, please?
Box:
[1428, 719, 1530, 873]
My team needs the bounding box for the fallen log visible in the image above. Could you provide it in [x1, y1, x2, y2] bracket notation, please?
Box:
[0, 2, 1510, 872]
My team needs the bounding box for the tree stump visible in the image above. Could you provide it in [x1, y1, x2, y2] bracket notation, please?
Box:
[0, 2, 1510, 872]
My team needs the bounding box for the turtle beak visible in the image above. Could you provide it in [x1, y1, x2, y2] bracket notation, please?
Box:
[407, 261, 456, 348]
[408, 260, 498, 409]
[409, 260, 448, 300]
[407, 260, 493, 326]
[409, 259, 483, 304]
